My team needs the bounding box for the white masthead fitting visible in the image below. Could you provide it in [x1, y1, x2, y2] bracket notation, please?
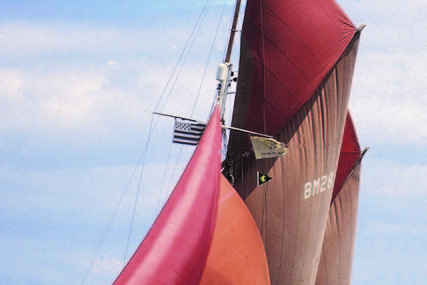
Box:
[216, 63, 232, 118]
[216, 63, 230, 81]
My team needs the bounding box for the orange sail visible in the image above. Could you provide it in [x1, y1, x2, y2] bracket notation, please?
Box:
[200, 175, 270, 285]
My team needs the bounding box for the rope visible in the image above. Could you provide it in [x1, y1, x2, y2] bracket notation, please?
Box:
[80, 1, 217, 283]
[152, 0, 215, 214]
[162, 0, 229, 208]
[121, 0, 214, 264]
[192, 0, 229, 117]
[80, 116, 153, 284]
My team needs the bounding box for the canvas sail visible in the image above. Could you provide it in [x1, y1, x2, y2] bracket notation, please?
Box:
[200, 175, 270, 285]
[315, 113, 363, 285]
[224, 0, 362, 284]
[114, 108, 221, 285]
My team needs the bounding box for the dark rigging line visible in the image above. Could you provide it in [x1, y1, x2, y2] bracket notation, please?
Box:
[80, 1, 216, 283]
[192, 0, 229, 117]
[80, 127, 149, 284]
[153, 0, 213, 113]
[167, 0, 230, 201]
[123, 115, 155, 266]
[155, 0, 215, 213]
[122, 0, 215, 267]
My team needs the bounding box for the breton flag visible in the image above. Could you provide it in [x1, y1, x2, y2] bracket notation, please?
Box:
[173, 118, 206, 146]
[250, 136, 287, 159]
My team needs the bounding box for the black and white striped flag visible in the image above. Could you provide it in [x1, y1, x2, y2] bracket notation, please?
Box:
[173, 119, 206, 145]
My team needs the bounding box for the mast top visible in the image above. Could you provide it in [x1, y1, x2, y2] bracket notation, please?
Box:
[224, 0, 242, 63]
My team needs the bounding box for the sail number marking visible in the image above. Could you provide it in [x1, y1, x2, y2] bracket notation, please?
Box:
[304, 172, 334, 199]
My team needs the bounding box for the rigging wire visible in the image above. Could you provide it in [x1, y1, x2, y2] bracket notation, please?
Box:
[155, 145, 176, 212]
[154, 0, 216, 212]
[122, 114, 155, 265]
[122, 0, 214, 264]
[192, 0, 229, 117]
[153, 0, 213, 113]
[80, 1, 218, 283]
[161, 0, 230, 210]
[80, 144, 147, 284]
[120, 0, 240, 270]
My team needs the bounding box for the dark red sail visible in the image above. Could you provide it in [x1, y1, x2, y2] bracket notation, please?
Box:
[315, 113, 363, 285]
[225, 0, 362, 284]
[114, 107, 221, 285]
[330, 113, 362, 204]
[228, 0, 356, 138]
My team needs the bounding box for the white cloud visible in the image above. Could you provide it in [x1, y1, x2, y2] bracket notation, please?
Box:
[363, 220, 427, 237]
[344, 0, 427, 147]
[350, 49, 427, 145]
[360, 157, 427, 197]
[0, 17, 227, 140]
[0, 69, 24, 99]
[353, 216, 427, 284]
[0, 66, 150, 139]
[0, 148, 192, 283]
[0, 11, 231, 58]
[0, 22, 142, 54]
[3, 2, 426, 285]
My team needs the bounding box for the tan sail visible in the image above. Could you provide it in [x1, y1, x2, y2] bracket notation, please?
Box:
[224, 0, 363, 283]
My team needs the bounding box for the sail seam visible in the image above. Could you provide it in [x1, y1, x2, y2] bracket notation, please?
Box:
[277, 31, 360, 137]
[263, 3, 329, 69]
[245, 21, 317, 102]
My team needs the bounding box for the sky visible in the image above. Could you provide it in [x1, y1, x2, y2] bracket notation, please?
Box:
[0, 0, 426, 284]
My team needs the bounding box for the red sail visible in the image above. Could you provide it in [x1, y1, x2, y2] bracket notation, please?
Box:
[114, 108, 221, 285]
[229, 0, 356, 137]
[225, 0, 362, 284]
[330, 113, 362, 203]
[315, 114, 363, 285]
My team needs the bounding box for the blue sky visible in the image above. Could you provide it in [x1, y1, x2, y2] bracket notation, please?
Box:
[1, 0, 426, 284]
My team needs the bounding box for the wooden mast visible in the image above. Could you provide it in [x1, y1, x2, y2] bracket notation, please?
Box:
[217, 0, 242, 120]
[225, 0, 242, 63]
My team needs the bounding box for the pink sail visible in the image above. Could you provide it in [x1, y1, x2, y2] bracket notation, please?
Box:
[114, 107, 221, 285]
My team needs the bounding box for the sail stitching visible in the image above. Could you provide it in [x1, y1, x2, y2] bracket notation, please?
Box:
[290, 0, 338, 54]
[247, 22, 319, 100]
[274, 32, 361, 138]
[262, 4, 328, 73]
